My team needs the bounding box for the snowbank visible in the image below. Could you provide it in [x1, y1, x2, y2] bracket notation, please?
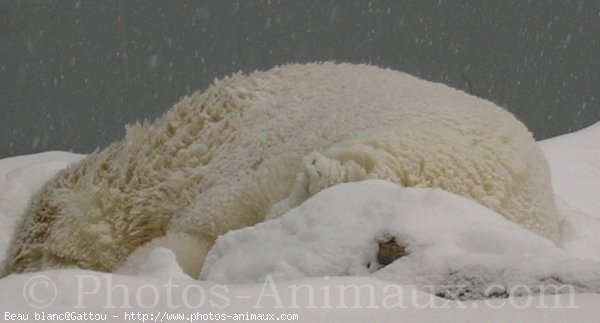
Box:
[201, 180, 600, 300]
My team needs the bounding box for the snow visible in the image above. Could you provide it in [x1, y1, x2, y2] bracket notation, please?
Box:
[201, 181, 565, 284]
[539, 122, 600, 262]
[539, 122, 600, 219]
[1, 122, 600, 322]
[201, 181, 600, 300]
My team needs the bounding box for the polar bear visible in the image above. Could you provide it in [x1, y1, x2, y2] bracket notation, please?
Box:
[0, 63, 559, 278]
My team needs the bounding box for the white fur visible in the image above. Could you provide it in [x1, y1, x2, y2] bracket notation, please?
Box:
[1, 63, 559, 278]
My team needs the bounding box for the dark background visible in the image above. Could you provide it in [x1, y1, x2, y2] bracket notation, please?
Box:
[1, 0, 599, 158]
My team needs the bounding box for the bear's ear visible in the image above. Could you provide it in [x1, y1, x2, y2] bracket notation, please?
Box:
[116, 232, 210, 279]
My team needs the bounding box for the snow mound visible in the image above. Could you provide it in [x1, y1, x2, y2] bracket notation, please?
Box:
[201, 180, 600, 300]
[540, 122, 600, 219]
[539, 122, 600, 261]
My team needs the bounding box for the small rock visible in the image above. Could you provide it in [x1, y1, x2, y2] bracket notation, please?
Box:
[377, 236, 407, 266]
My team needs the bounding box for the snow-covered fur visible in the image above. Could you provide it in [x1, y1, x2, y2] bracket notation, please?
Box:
[0, 63, 559, 278]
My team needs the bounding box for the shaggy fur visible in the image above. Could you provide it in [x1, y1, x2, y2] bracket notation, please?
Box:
[1, 63, 559, 278]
